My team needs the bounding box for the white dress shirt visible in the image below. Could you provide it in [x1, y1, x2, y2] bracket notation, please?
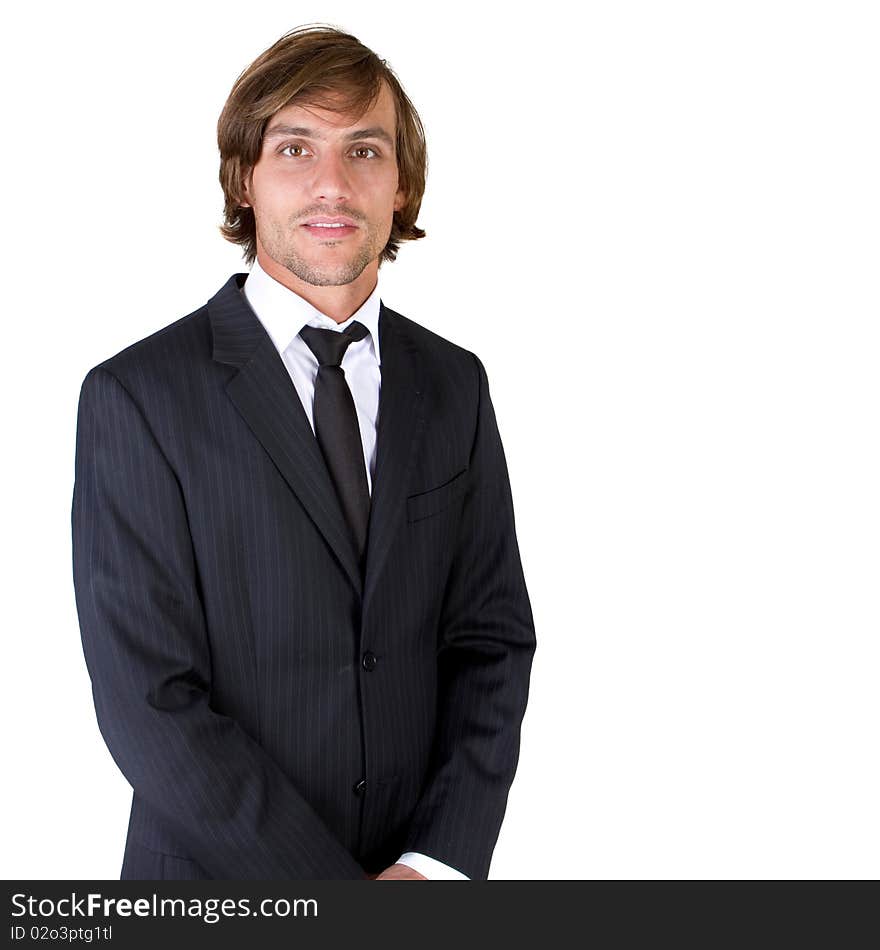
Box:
[241, 257, 469, 881]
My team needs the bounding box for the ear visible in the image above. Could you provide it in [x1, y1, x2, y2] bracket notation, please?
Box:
[393, 183, 406, 213]
[239, 167, 253, 209]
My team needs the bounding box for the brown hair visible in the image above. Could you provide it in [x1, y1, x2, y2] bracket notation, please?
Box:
[217, 24, 427, 267]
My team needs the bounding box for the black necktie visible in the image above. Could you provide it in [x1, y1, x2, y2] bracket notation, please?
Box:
[299, 320, 371, 567]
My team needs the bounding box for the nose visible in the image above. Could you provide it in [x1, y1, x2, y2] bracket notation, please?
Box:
[310, 149, 352, 203]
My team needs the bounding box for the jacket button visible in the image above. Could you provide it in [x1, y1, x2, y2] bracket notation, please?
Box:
[362, 651, 378, 671]
[353, 779, 367, 795]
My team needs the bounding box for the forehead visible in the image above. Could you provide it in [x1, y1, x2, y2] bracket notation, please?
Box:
[269, 81, 397, 136]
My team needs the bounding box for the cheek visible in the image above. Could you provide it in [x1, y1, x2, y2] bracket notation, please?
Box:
[260, 187, 306, 223]
[252, 165, 301, 203]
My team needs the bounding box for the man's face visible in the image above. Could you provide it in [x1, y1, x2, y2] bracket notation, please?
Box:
[241, 81, 405, 287]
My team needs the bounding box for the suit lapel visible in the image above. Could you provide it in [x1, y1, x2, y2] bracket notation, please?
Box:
[207, 273, 426, 608]
[362, 301, 426, 617]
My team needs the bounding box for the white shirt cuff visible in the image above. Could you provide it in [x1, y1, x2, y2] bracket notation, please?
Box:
[396, 851, 470, 880]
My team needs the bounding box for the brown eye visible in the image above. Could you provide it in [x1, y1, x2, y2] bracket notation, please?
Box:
[280, 144, 306, 157]
[353, 146, 378, 159]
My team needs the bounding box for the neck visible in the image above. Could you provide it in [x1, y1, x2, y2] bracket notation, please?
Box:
[256, 250, 378, 324]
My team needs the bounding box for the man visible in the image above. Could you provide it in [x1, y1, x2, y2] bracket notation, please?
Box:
[71, 25, 536, 881]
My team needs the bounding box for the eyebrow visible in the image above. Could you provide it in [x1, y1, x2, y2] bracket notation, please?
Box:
[264, 124, 395, 148]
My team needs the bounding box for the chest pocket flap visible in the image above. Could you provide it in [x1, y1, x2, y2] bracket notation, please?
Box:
[406, 468, 469, 523]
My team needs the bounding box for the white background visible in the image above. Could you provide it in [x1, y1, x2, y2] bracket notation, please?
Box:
[2, 0, 878, 879]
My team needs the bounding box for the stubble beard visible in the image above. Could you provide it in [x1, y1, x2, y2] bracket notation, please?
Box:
[264, 218, 385, 287]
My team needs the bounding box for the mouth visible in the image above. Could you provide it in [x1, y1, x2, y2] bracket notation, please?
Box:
[302, 224, 358, 238]
[302, 216, 359, 238]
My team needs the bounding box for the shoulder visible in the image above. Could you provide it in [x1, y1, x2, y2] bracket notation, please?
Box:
[91, 304, 211, 377]
[78, 301, 214, 403]
[381, 303, 485, 396]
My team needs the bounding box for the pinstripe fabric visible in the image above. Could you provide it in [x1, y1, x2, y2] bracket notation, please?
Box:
[71, 272, 536, 880]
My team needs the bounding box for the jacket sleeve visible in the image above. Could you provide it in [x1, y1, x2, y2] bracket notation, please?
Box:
[71, 366, 366, 880]
[400, 352, 537, 880]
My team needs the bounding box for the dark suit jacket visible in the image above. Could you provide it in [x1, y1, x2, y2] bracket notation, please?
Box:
[71, 272, 536, 880]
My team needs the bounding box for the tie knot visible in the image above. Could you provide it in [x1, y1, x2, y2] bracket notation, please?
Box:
[299, 320, 369, 368]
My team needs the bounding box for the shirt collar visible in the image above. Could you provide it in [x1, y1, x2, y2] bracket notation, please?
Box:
[241, 255, 382, 366]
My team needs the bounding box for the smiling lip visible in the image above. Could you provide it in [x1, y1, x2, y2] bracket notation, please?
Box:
[304, 215, 357, 226]
[302, 223, 358, 238]
[302, 215, 358, 238]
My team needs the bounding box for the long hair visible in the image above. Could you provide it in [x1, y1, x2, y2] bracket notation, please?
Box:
[217, 24, 427, 266]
